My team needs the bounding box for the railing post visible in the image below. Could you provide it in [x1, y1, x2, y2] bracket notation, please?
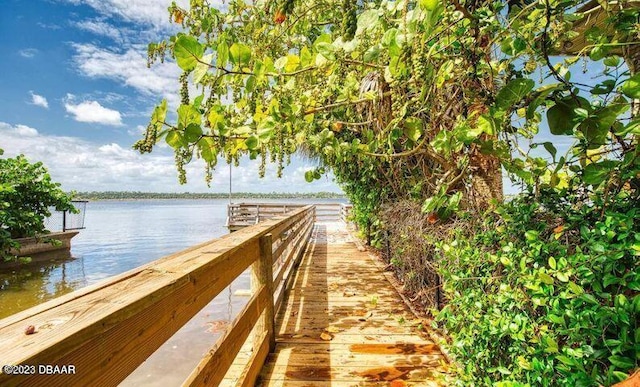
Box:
[253, 233, 276, 351]
[62, 210, 67, 232]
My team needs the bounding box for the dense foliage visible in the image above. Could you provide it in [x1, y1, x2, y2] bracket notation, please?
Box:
[0, 152, 76, 262]
[437, 190, 639, 385]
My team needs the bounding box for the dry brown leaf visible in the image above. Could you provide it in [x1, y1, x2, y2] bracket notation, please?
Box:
[320, 332, 333, 341]
[326, 326, 341, 333]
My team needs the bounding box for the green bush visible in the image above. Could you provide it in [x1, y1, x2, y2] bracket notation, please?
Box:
[0, 152, 76, 262]
[437, 190, 639, 386]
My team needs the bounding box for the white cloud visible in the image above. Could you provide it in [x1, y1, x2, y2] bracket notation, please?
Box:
[64, 98, 123, 126]
[10, 124, 39, 137]
[65, 0, 191, 29]
[18, 48, 38, 58]
[29, 92, 49, 109]
[75, 19, 123, 41]
[0, 121, 343, 193]
[71, 43, 180, 107]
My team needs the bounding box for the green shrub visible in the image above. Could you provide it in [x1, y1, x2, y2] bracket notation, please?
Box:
[437, 190, 639, 386]
[0, 152, 76, 262]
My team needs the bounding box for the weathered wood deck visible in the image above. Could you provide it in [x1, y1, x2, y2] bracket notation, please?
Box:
[252, 222, 448, 386]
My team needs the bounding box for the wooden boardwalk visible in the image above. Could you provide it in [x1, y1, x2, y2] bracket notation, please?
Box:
[254, 223, 448, 386]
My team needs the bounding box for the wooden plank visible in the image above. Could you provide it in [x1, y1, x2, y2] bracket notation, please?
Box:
[259, 364, 443, 383]
[274, 222, 314, 313]
[258, 234, 276, 352]
[264, 342, 443, 356]
[237, 330, 271, 387]
[183, 285, 269, 387]
[273, 219, 313, 291]
[263, 352, 444, 367]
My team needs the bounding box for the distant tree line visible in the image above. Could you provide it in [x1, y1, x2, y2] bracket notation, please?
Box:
[74, 191, 347, 200]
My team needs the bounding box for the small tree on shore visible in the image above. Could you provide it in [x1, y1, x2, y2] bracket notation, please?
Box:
[0, 150, 76, 262]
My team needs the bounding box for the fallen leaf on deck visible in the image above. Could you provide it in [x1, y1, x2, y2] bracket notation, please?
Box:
[326, 326, 341, 333]
[320, 332, 333, 341]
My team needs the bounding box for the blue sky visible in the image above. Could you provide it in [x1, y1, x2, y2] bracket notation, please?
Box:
[0, 0, 339, 194]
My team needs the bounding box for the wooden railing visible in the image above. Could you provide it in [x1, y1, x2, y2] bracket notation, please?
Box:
[227, 202, 349, 230]
[0, 205, 316, 387]
[340, 203, 352, 223]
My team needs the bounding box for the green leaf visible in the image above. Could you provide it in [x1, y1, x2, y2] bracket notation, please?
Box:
[542, 142, 557, 159]
[184, 124, 202, 142]
[621, 73, 640, 98]
[568, 281, 584, 295]
[198, 137, 217, 163]
[229, 43, 251, 66]
[151, 99, 168, 125]
[591, 79, 615, 95]
[556, 272, 569, 282]
[315, 43, 336, 61]
[496, 78, 534, 110]
[543, 336, 558, 353]
[539, 272, 554, 285]
[174, 35, 204, 71]
[245, 75, 256, 93]
[300, 47, 313, 67]
[548, 256, 556, 270]
[556, 355, 577, 366]
[404, 117, 422, 142]
[419, 0, 439, 11]
[357, 10, 379, 34]
[547, 97, 589, 135]
[608, 355, 634, 369]
[477, 115, 496, 136]
[364, 45, 381, 62]
[525, 230, 539, 241]
[547, 104, 573, 135]
[615, 119, 640, 136]
[166, 130, 186, 148]
[217, 41, 229, 67]
[177, 104, 201, 129]
[304, 170, 314, 183]
[603, 56, 620, 67]
[193, 53, 213, 83]
[244, 134, 259, 150]
[582, 160, 617, 186]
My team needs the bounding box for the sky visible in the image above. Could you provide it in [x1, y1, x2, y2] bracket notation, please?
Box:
[0, 0, 340, 194]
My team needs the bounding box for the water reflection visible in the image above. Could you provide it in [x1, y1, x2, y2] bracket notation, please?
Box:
[0, 257, 86, 318]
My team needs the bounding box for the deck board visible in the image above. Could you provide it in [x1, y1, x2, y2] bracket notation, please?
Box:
[254, 223, 449, 386]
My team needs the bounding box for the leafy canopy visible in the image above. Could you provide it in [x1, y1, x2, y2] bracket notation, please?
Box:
[137, 0, 638, 218]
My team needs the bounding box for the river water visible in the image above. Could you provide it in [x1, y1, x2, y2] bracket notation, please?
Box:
[0, 198, 346, 386]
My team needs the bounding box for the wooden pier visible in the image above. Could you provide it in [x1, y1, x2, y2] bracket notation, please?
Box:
[0, 205, 446, 386]
[226, 203, 352, 231]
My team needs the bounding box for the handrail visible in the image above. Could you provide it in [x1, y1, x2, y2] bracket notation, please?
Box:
[227, 202, 348, 229]
[0, 205, 316, 387]
[340, 203, 353, 224]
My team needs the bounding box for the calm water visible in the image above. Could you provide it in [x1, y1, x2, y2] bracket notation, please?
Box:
[0, 198, 345, 386]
